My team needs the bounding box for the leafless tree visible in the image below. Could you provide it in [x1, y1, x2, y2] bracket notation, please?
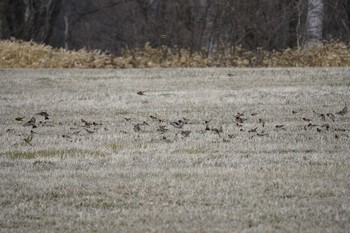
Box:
[0, 0, 9, 39]
[304, 0, 324, 46]
[2, 0, 62, 43]
[2, 0, 349, 54]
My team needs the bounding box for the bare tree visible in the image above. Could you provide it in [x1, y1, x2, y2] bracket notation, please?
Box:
[3, 0, 62, 43]
[0, 0, 9, 39]
[304, 0, 324, 46]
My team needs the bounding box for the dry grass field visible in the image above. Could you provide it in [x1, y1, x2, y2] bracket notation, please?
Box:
[0, 68, 349, 232]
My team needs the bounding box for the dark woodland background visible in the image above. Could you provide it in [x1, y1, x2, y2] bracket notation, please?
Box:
[1, 0, 350, 55]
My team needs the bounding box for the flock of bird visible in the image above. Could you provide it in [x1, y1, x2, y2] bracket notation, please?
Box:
[12, 94, 348, 146]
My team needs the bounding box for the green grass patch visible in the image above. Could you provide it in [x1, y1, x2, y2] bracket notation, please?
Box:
[107, 143, 125, 152]
[1, 148, 105, 159]
[172, 147, 207, 155]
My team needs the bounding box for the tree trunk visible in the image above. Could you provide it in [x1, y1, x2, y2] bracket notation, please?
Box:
[346, 0, 350, 31]
[0, 0, 9, 39]
[5, 0, 62, 43]
[304, 0, 324, 47]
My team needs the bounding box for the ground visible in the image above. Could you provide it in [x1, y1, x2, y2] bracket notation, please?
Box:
[0, 68, 349, 232]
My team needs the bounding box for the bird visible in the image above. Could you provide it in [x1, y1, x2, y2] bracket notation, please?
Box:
[181, 130, 191, 137]
[326, 113, 335, 122]
[335, 105, 347, 115]
[258, 119, 265, 127]
[15, 116, 24, 121]
[157, 125, 168, 133]
[307, 123, 318, 128]
[170, 120, 185, 129]
[204, 119, 212, 124]
[257, 132, 268, 137]
[321, 123, 330, 130]
[23, 117, 36, 127]
[211, 126, 223, 135]
[133, 124, 141, 132]
[24, 130, 35, 145]
[205, 124, 210, 131]
[150, 115, 158, 120]
[248, 127, 258, 133]
[137, 91, 145, 95]
[62, 134, 72, 139]
[81, 119, 92, 127]
[302, 118, 311, 122]
[275, 124, 285, 128]
[85, 128, 94, 134]
[319, 114, 326, 121]
[36, 111, 49, 120]
[235, 117, 247, 124]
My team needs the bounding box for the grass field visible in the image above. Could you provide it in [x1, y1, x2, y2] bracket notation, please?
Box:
[0, 68, 349, 232]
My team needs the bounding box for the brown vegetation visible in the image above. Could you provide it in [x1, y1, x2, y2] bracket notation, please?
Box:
[1, 39, 350, 68]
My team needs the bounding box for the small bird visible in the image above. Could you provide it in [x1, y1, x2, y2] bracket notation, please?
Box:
[227, 73, 234, 77]
[24, 130, 35, 145]
[275, 124, 285, 128]
[62, 134, 72, 139]
[257, 132, 268, 137]
[205, 124, 210, 131]
[302, 118, 311, 122]
[23, 117, 36, 127]
[81, 119, 92, 127]
[181, 130, 191, 137]
[319, 114, 326, 121]
[326, 113, 335, 122]
[85, 128, 94, 134]
[211, 126, 223, 135]
[228, 134, 235, 139]
[334, 128, 346, 132]
[162, 136, 171, 143]
[307, 123, 317, 128]
[292, 110, 297, 114]
[133, 124, 141, 132]
[15, 116, 24, 121]
[182, 117, 190, 124]
[321, 123, 330, 130]
[170, 120, 185, 129]
[157, 125, 168, 133]
[124, 117, 131, 121]
[235, 117, 245, 124]
[251, 112, 258, 116]
[258, 119, 265, 127]
[36, 111, 49, 120]
[137, 91, 145, 95]
[248, 127, 258, 133]
[150, 115, 158, 120]
[335, 105, 348, 115]
[204, 119, 212, 124]
[316, 128, 322, 133]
